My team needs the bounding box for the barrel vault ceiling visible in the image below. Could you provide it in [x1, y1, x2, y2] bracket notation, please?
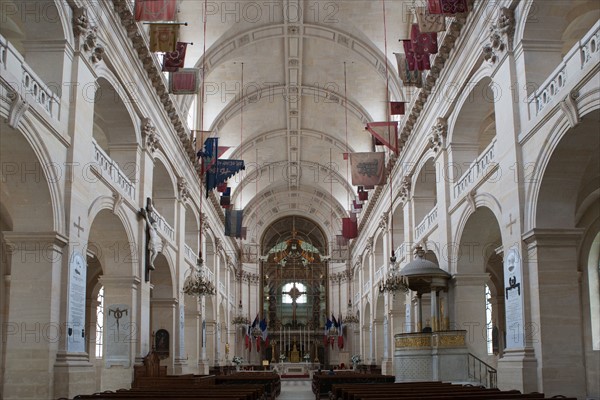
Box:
[176, 0, 413, 245]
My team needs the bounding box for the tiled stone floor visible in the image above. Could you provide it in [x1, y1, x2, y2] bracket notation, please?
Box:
[278, 379, 313, 399]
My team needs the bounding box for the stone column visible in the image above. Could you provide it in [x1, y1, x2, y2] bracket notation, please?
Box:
[184, 305, 201, 374]
[450, 273, 489, 356]
[173, 198, 187, 374]
[198, 296, 209, 374]
[430, 288, 438, 331]
[2, 233, 69, 400]
[517, 229, 585, 399]
[98, 275, 140, 392]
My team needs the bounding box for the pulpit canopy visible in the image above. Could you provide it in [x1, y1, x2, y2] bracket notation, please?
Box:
[401, 246, 450, 293]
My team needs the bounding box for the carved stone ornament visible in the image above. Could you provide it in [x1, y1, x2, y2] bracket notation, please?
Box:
[366, 237, 374, 254]
[73, 7, 104, 64]
[200, 212, 209, 232]
[112, 192, 124, 215]
[399, 176, 412, 203]
[379, 211, 389, 230]
[72, 7, 89, 37]
[483, 7, 515, 63]
[141, 117, 159, 153]
[429, 117, 448, 153]
[7, 91, 29, 129]
[178, 177, 190, 202]
[559, 90, 581, 128]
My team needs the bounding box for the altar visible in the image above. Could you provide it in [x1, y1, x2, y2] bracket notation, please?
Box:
[272, 362, 316, 376]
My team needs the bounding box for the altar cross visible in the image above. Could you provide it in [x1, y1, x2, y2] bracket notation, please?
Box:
[285, 283, 306, 323]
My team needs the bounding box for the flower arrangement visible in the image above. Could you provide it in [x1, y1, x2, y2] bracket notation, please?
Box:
[303, 354, 310, 361]
[279, 354, 286, 362]
[351, 354, 362, 365]
[232, 356, 244, 365]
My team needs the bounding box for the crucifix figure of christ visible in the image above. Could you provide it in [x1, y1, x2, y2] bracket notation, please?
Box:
[285, 283, 306, 325]
[140, 197, 161, 272]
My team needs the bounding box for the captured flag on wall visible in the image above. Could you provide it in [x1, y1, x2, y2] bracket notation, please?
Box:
[390, 101, 405, 115]
[169, 68, 200, 94]
[135, 0, 177, 21]
[366, 122, 399, 154]
[349, 152, 386, 186]
[342, 217, 358, 239]
[162, 42, 187, 72]
[402, 40, 431, 71]
[427, 0, 469, 15]
[149, 23, 179, 52]
[415, 6, 446, 32]
[225, 209, 244, 238]
[395, 53, 423, 87]
[411, 24, 438, 55]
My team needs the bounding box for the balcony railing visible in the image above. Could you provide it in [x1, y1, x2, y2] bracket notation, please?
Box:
[395, 244, 407, 263]
[92, 141, 136, 201]
[0, 34, 60, 120]
[363, 279, 371, 295]
[415, 206, 438, 241]
[148, 207, 175, 242]
[529, 21, 599, 116]
[453, 139, 497, 199]
[184, 243, 197, 264]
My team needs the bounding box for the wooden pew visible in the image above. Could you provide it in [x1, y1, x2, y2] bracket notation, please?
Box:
[216, 371, 281, 400]
[312, 372, 395, 399]
[329, 382, 578, 400]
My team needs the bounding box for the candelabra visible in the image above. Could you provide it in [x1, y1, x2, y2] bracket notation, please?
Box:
[378, 252, 409, 295]
[182, 255, 216, 296]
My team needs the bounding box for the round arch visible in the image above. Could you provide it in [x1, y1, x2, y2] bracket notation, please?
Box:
[526, 107, 600, 230]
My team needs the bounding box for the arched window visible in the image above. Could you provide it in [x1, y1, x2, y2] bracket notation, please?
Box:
[485, 284, 494, 355]
[282, 282, 307, 304]
[95, 286, 104, 358]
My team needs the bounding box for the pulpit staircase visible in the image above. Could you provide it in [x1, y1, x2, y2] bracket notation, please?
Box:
[467, 353, 497, 388]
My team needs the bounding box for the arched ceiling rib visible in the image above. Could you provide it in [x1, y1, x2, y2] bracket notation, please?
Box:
[177, 0, 412, 241]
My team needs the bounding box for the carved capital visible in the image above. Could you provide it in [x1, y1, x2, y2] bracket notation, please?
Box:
[483, 7, 515, 63]
[142, 117, 159, 153]
[429, 117, 447, 153]
[178, 177, 190, 202]
[215, 238, 224, 252]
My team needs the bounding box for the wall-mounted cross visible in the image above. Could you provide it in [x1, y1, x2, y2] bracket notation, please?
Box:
[74, 216, 85, 237]
[506, 214, 517, 235]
